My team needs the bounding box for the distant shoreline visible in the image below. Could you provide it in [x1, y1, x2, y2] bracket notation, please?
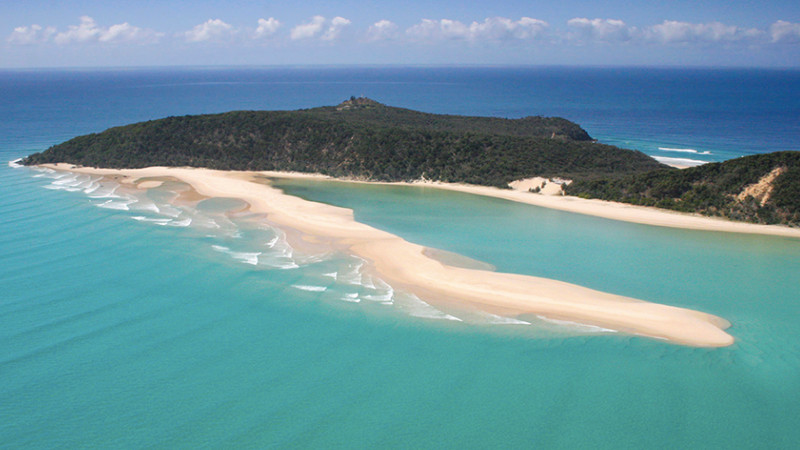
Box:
[39, 163, 737, 347]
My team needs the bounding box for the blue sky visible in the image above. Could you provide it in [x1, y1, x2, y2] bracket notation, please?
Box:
[2, 0, 799, 68]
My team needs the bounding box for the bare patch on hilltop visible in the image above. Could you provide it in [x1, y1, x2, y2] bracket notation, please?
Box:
[736, 166, 786, 206]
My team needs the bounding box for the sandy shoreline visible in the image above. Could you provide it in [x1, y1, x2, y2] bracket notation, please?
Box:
[39, 163, 738, 347]
[335, 178, 800, 239]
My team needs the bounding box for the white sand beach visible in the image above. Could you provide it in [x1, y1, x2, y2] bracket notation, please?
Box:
[42, 164, 743, 347]
[402, 180, 800, 239]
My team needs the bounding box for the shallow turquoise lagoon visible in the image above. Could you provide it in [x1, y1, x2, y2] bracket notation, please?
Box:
[3, 163, 800, 448]
[2, 67, 800, 448]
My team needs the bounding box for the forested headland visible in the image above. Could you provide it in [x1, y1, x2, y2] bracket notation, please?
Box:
[567, 151, 800, 226]
[23, 97, 800, 225]
[22, 98, 663, 187]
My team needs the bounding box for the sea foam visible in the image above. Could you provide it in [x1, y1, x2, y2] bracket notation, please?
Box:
[535, 315, 619, 334]
[97, 199, 133, 211]
[658, 147, 711, 155]
[292, 285, 328, 292]
[341, 292, 361, 303]
[395, 293, 462, 322]
[653, 156, 708, 167]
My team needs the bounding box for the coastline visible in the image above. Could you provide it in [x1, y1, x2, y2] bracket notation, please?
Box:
[366, 179, 800, 239]
[40, 163, 735, 347]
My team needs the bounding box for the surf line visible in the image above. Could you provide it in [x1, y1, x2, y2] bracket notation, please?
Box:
[40, 164, 735, 347]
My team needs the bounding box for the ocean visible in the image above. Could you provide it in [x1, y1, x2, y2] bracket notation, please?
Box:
[2, 67, 800, 448]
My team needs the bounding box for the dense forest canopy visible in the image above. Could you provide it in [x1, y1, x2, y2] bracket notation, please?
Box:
[22, 98, 663, 187]
[566, 151, 800, 226]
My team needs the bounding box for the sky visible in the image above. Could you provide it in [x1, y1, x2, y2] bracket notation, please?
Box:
[2, 0, 799, 68]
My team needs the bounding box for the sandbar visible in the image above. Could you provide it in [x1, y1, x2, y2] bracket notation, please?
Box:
[41, 163, 736, 347]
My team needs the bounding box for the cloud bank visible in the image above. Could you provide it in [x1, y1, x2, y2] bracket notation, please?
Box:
[290, 16, 351, 41]
[406, 17, 549, 41]
[7, 16, 162, 45]
[6, 16, 800, 51]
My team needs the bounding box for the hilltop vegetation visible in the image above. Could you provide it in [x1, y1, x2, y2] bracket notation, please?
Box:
[22, 98, 663, 188]
[566, 151, 800, 225]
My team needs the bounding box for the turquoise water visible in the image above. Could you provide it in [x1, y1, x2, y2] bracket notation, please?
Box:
[2, 67, 800, 448]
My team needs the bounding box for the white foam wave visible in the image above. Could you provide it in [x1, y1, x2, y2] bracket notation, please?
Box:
[322, 272, 338, 279]
[131, 201, 160, 213]
[188, 216, 220, 229]
[42, 184, 68, 190]
[88, 185, 120, 199]
[292, 285, 328, 292]
[295, 252, 332, 265]
[341, 293, 361, 303]
[45, 174, 88, 192]
[361, 277, 395, 303]
[8, 158, 23, 168]
[653, 156, 708, 167]
[211, 245, 259, 265]
[231, 251, 260, 265]
[658, 147, 712, 155]
[535, 315, 618, 333]
[337, 260, 365, 285]
[97, 199, 133, 211]
[253, 230, 299, 269]
[30, 167, 56, 177]
[396, 294, 462, 322]
[158, 205, 183, 218]
[480, 312, 531, 325]
[166, 218, 192, 227]
[83, 180, 100, 194]
[55, 174, 91, 191]
[360, 274, 377, 290]
[51, 175, 80, 186]
[132, 216, 173, 224]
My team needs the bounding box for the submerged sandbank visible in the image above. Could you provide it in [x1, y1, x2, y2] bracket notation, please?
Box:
[42, 164, 735, 347]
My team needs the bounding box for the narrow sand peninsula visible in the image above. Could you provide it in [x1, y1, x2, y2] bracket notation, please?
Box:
[44, 164, 734, 347]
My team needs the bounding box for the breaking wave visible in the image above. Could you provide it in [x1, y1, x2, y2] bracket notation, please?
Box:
[653, 156, 708, 167]
[658, 147, 712, 155]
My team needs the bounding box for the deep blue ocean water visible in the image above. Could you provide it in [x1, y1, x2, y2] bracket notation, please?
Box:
[2, 67, 800, 448]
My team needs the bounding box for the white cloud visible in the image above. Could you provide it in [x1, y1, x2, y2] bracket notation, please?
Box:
[367, 20, 399, 41]
[100, 22, 162, 44]
[323, 16, 351, 41]
[6, 24, 56, 45]
[291, 15, 326, 40]
[53, 16, 101, 44]
[183, 19, 235, 43]
[646, 20, 762, 44]
[567, 18, 635, 43]
[254, 17, 281, 39]
[291, 16, 350, 41]
[770, 20, 800, 44]
[406, 17, 549, 42]
[15, 16, 162, 45]
[471, 17, 549, 40]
